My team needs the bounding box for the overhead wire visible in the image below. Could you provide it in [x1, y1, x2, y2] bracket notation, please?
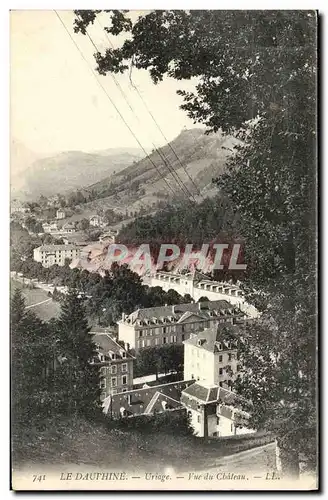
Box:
[94, 15, 200, 203]
[54, 10, 178, 200]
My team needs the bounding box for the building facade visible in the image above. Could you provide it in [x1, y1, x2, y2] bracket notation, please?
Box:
[145, 271, 259, 318]
[91, 333, 134, 401]
[42, 221, 59, 233]
[56, 209, 66, 220]
[181, 383, 253, 438]
[183, 323, 245, 388]
[180, 323, 254, 438]
[118, 300, 246, 353]
[33, 244, 80, 267]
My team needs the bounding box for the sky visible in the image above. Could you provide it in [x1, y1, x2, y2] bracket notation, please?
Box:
[10, 10, 202, 157]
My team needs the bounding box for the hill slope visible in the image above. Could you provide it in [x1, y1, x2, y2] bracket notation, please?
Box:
[78, 128, 240, 216]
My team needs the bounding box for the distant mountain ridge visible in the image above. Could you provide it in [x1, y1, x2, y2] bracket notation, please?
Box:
[10, 145, 145, 199]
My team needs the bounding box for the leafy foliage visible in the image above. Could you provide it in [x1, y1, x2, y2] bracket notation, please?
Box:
[74, 9, 317, 475]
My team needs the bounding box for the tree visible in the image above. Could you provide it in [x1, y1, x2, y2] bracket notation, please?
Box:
[77, 218, 90, 231]
[134, 347, 160, 379]
[54, 290, 101, 416]
[197, 296, 209, 302]
[73, 10, 317, 476]
[11, 289, 52, 425]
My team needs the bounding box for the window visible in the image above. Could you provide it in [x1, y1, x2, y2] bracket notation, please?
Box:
[146, 339, 151, 347]
[111, 365, 117, 374]
[111, 377, 117, 387]
[122, 388, 127, 393]
[122, 375, 127, 385]
[219, 382, 223, 387]
[228, 353, 232, 361]
[231, 423, 234, 432]
[228, 380, 232, 387]
[171, 335, 177, 343]
[122, 351, 126, 359]
[138, 331, 143, 338]
[197, 415, 201, 423]
[218, 343, 223, 351]
[181, 334, 185, 341]
[100, 379, 106, 389]
[141, 339, 145, 348]
[155, 338, 159, 346]
[163, 337, 167, 344]
[219, 355, 223, 362]
[122, 363, 127, 373]
[219, 368, 223, 375]
[216, 416, 220, 425]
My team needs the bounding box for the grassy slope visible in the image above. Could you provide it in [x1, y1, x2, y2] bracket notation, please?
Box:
[12, 417, 275, 473]
[10, 279, 61, 321]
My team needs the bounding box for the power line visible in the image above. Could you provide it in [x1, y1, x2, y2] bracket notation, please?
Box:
[94, 16, 198, 203]
[129, 60, 202, 199]
[54, 10, 178, 200]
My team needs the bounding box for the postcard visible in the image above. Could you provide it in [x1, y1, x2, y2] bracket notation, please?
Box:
[10, 9, 318, 491]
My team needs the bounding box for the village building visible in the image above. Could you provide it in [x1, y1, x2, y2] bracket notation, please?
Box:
[89, 215, 107, 228]
[42, 221, 59, 234]
[117, 300, 246, 353]
[181, 383, 253, 438]
[56, 209, 66, 220]
[33, 244, 80, 267]
[183, 322, 244, 388]
[98, 229, 118, 244]
[61, 221, 76, 233]
[102, 379, 194, 418]
[180, 322, 254, 437]
[91, 333, 134, 401]
[145, 271, 259, 318]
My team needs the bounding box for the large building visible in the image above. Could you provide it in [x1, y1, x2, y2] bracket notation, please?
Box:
[33, 244, 80, 267]
[91, 333, 134, 401]
[145, 271, 259, 318]
[183, 322, 244, 388]
[181, 323, 254, 438]
[118, 300, 246, 353]
[181, 383, 253, 438]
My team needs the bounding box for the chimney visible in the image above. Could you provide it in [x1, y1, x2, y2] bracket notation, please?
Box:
[122, 312, 126, 322]
[172, 305, 177, 314]
[124, 342, 129, 352]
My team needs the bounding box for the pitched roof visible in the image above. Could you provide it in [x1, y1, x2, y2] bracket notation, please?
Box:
[121, 300, 243, 326]
[103, 379, 194, 417]
[92, 334, 133, 359]
[181, 382, 240, 404]
[183, 322, 248, 352]
[36, 244, 79, 252]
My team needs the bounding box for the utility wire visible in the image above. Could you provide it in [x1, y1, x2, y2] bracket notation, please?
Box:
[54, 10, 178, 200]
[94, 16, 199, 203]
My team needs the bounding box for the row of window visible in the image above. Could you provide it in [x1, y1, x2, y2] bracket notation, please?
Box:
[100, 374, 128, 389]
[101, 363, 128, 375]
[137, 335, 179, 348]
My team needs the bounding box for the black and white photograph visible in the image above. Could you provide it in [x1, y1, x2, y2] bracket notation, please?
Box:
[10, 9, 318, 491]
